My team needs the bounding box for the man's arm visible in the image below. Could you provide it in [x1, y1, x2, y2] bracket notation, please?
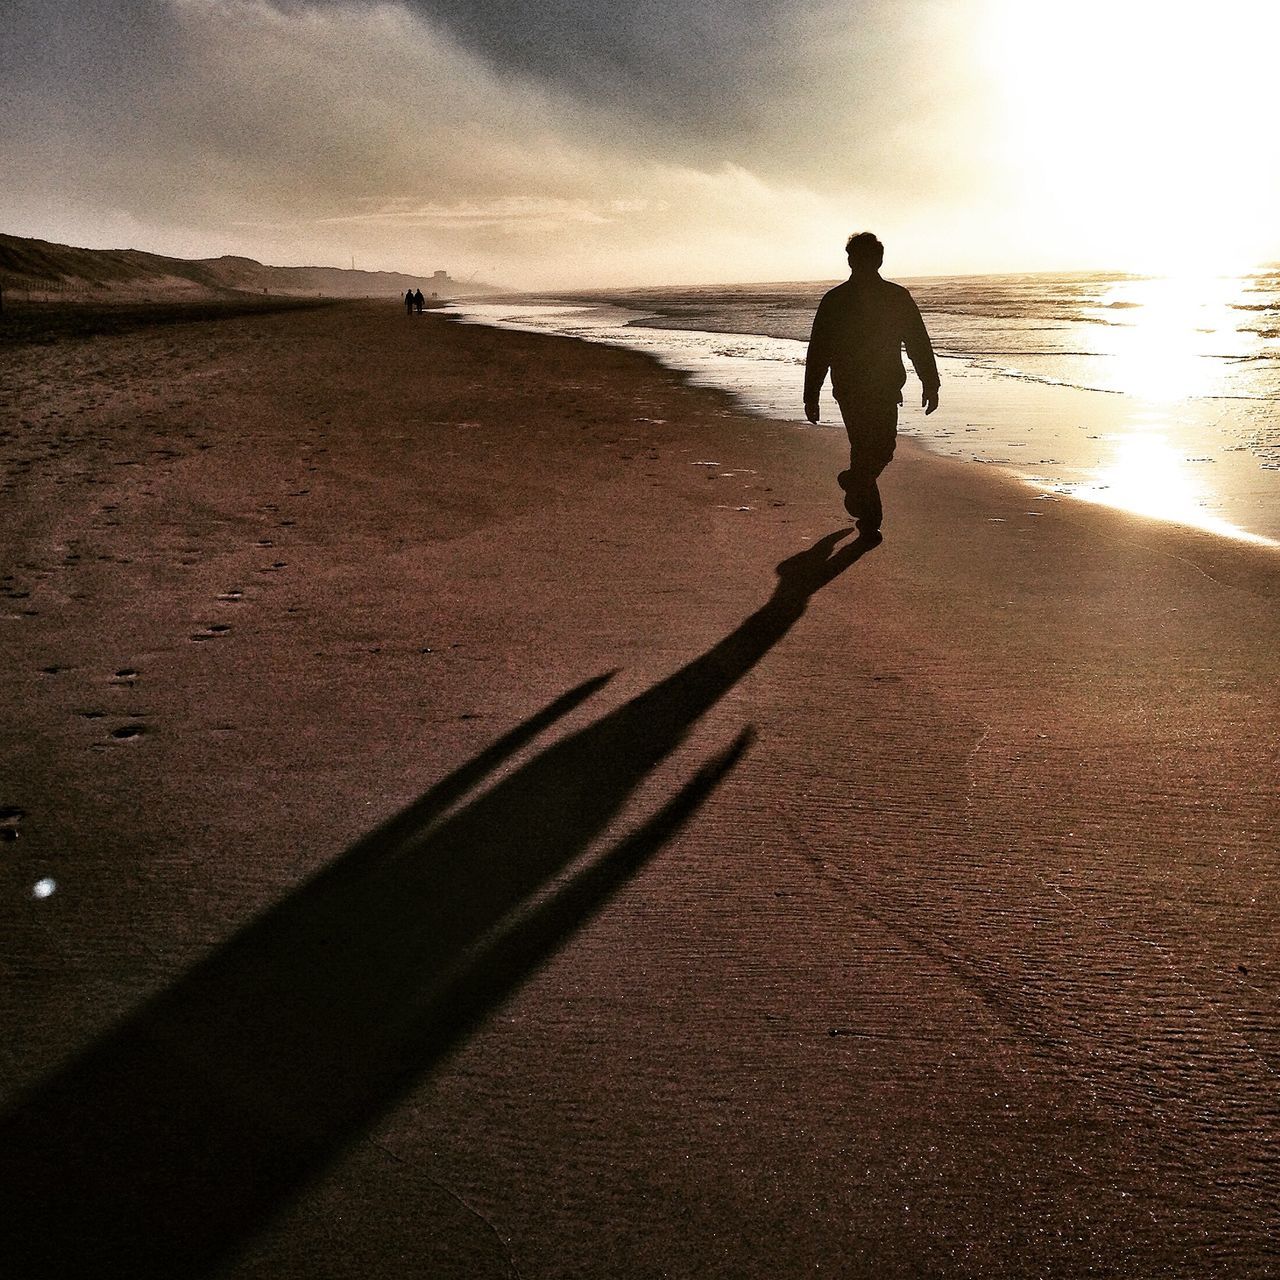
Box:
[903, 294, 940, 415]
[803, 297, 832, 423]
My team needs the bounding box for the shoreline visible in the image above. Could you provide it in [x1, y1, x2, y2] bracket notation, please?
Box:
[1, 300, 1277, 1277]
[447, 294, 1280, 547]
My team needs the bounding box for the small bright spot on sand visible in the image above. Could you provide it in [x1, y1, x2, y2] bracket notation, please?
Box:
[32, 877, 56, 899]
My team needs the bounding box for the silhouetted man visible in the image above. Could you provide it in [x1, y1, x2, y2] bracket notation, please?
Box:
[804, 232, 939, 533]
[405, 289, 415, 316]
[414, 288, 425, 314]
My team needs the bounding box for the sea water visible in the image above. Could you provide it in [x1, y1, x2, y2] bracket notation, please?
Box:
[447, 270, 1280, 544]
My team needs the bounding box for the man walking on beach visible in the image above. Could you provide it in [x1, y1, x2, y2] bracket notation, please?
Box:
[804, 232, 940, 533]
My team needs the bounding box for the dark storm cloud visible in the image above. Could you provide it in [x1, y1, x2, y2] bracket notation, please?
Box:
[4, 0, 175, 94]
[303, 0, 945, 181]
[396, 0, 802, 110]
[4, 0, 971, 207]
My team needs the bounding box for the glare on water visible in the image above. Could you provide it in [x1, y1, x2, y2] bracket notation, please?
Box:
[1058, 273, 1277, 543]
[1060, 415, 1275, 545]
[1089, 274, 1250, 403]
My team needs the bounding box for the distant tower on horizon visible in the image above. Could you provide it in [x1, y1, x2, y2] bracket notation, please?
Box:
[432, 270, 449, 284]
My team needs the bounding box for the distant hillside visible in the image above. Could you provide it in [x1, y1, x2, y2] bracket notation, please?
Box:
[0, 233, 499, 301]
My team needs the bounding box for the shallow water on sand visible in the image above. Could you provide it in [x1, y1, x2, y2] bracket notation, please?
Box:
[448, 270, 1280, 545]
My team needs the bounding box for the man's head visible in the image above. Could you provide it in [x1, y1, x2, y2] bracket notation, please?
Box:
[846, 232, 884, 274]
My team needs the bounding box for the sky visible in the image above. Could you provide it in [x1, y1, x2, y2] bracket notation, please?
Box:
[3, 0, 1279, 288]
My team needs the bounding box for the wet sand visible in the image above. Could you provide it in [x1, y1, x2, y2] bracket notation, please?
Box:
[0, 301, 1277, 1277]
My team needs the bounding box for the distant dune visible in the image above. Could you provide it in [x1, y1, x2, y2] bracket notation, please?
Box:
[0, 232, 499, 301]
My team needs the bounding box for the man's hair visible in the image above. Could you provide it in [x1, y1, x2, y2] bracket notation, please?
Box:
[845, 232, 884, 270]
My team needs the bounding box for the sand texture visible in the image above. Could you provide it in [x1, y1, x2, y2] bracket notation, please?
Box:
[1, 302, 1277, 1278]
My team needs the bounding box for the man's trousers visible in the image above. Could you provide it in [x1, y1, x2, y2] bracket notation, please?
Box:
[835, 397, 898, 530]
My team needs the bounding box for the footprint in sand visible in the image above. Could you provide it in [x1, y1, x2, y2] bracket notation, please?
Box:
[110, 724, 148, 741]
[110, 668, 138, 685]
[0, 807, 25, 842]
[216, 589, 244, 602]
[191, 623, 232, 642]
[258, 561, 287, 574]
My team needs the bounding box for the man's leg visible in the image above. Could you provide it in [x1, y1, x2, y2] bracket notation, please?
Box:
[836, 398, 898, 531]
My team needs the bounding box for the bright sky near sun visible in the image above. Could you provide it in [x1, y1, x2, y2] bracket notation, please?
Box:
[3, 0, 1277, 286]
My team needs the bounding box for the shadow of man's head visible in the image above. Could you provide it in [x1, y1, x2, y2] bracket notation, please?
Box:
[773, 526, 880, 608]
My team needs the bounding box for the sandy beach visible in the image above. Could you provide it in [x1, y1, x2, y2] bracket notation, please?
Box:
[1, 300, 1277, 1277]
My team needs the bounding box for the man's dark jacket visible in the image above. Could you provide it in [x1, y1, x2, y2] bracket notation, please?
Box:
[804, 274, 940, 407]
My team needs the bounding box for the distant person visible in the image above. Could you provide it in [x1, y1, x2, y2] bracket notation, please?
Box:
[414, 288, 425, 314]
[405, 289, 415, 316]
[804, 232, 939, 534]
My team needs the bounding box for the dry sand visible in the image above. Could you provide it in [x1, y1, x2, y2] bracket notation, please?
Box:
[0, 301, 1276, 1278]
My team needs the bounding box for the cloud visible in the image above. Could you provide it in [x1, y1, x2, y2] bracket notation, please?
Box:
[9, 0, 1174, 284]
[247, 195, 659, 233]
[3, 0, 896, 285]
[311, 0, 984, 189]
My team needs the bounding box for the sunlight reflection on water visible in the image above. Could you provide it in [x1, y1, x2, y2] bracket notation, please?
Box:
[1046, 418, 1276, 545]
[1083, 274, 1256, 402]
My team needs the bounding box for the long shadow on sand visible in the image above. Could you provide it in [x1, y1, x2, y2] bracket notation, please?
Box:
[0, 527, 876, 1278]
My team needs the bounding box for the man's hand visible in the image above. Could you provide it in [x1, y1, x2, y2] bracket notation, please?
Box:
[804, 401, 820, 424]
[922, 388, 939, 416]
